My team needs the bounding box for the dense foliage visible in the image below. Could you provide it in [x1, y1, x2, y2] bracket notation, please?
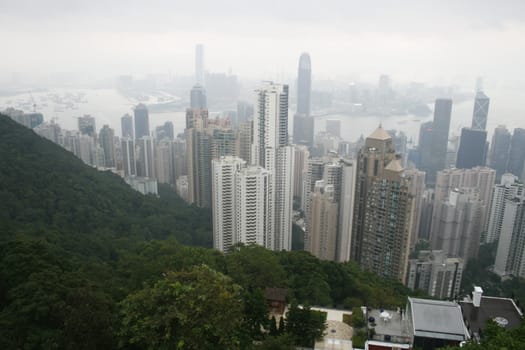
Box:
[0, 115, 414, 348]
[461, 242, 525, 306]
[445, 319, 525, 350]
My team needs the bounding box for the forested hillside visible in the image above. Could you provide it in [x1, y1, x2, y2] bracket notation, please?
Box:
[0, 115, 415, 349]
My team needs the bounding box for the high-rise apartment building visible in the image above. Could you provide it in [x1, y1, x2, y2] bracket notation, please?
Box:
[489, 125, 511, 179]
[486, 174, 524, 243]
[493, 195, 525, 277]
[351, 126, 414, 282]
[211, 156, 272, 252]
[121, 138, 136, 176]
[456, 128, 488, 169]
[136, 136, 155, 178]
[407, 250, 463, 299]
[121, 113, 134, 139]
[471, 91, 490, 131]
[431, 188, 485, 261]
[405, 168, 426, 250]
[305, 158, 357, 262]
[235, 120, 252, 164]
[252, 82, 295, 251]
[293, 145, 309, 203]
[134, 104, 150, 139]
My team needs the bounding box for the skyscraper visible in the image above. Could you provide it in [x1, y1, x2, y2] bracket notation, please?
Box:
[121, 113, 134, 139]
[190, 84, 207, 109]
[252, 82, 295, 251]
[195, 44, 204, 85]
[212, 156, 246, 252]
[417, 121, 433, 170]
[351, 126, 414, 282]
[211, 156, 272, 252]
[293, 145, 309, 204]
[136, 136, 155, 178]
[426, 99, 452, 184]
[134, 104, 150, 139]
[508, 128, 525, 179]
[99, 125, 116, 168]
[431, 188, 485, 261]
[489, 125, 511, 179]
[121, 138, 136, 176]
[486, 174, 524, 244]
[456, 128, 487, 169]
[78, 115, 96, 137]
[293, 53, 314, 148]
[186, 109, 212, 207]
[471, 91, 490, 131]
[155, 121, 174, 141]
[297, 52, 311, 116]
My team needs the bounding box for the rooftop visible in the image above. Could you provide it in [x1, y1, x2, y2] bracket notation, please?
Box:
[368, 308, 411, 344]
[409, 298, 468, 342]
[460, 296, 523, 336]
[367, 125, 392, 141]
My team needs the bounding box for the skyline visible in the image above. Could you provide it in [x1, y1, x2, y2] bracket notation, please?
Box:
[2, 1, 525, 89]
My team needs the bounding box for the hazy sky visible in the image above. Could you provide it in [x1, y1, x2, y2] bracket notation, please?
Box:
[2, 0, 525, 87]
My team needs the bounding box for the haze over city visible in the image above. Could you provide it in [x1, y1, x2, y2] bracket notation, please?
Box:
[2, 1, 525, 349]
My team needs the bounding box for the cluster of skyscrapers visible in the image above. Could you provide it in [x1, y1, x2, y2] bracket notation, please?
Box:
[8, 45, 525, 300]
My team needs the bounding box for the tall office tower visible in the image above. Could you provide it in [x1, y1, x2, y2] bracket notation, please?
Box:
[114, 136, 123, 171]
[431, 188, 485, 261]
[195, 44, 204, 85]
[121, 113, 134, 139]
[99, 125, 116, 168]
[155, 139, 175, 185]
[134, 104, 150, 139]
[425, 99, 453, 184]
[190, 84, 207, 109]
[405, 168, 426, 250]
[155, 121, 174, 141]
[235, 101, 254, 127]
[78, 115, 96, 137]
[489, 125, 511, 179]
[308, 181, 339, 260]
[446, 135, 460, 169]
[185, 107, 213, 207]
[293, 114, 314, 148]
[211, 128, 235, 159]
[486, 174, 524, 243]
[508, 128, 525, 179]
[471, 91, 490, 130]
[293, 145, 309, 202]
[252, 82, 295, 251]
[351, 127, 414, 282]
[235, 120, 253, 164]
[326, 119, 341, 138]
[417, 121, 433, 170]
[212, 156, 247, 252]
[297, 52, 311, 116]
[407, 250, 463, 299]
[293, 53, 313, 148]
[136, 136, 155, 178]
[121, 138, 136, 176]
[493, 195, 525, 277]
[456, 128, 488, 169]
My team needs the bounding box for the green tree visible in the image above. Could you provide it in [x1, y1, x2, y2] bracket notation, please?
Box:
[285, 301, 326, 347]
[118, 265, 243, 350]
